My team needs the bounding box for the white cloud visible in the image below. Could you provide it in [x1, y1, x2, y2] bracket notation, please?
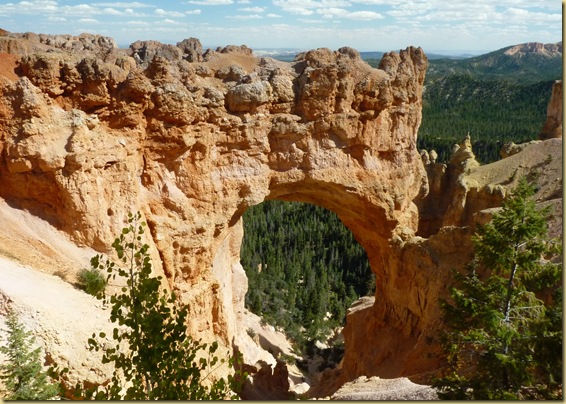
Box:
[397, 1, 560, 30]
[503, 7, 561, 24]
[273, 0, 351, 15]
[316, 7, 348, 18]
[47, 16, 66, 22]
[186, 9, 202, 15]
[227, 14, 262, 19]
[267, 13, 282, 18]
[351, 0, 386, 4]
[15, 0, 57, 11]
[316, 7, 383, 20]
[287, 8, 314, 16]
[238, 7, 265, 13]
[155, 8, 185, 17]
[187, 0, 233, 5]
[298, 18, 324, 24]
[59, 4, 100, 16]
[346, 10, 383, 20]
[103, 8, 123, 15]
[92, 2, 154, 8]
[78, 18, 98, 23]
[124, 19, 149, 25]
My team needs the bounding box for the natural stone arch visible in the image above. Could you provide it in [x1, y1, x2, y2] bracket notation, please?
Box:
[0, 37, 432, 388]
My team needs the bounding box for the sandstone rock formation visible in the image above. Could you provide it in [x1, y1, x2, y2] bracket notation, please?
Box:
[538, 80, 562, 140]
[503, 41, 563, 57]
[0, 28, 561, 399]
[0, 29, 431, 394]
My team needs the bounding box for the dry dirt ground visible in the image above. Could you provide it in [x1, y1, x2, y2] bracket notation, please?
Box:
[0, 198, 116, 391]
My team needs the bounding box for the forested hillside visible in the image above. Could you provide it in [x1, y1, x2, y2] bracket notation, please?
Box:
[368, 42, 562, 163]
[242, 42, 562, 356]
[241, 201, 373, 350]
[417, 42, 562, 163]
[418, 76, 553, 163]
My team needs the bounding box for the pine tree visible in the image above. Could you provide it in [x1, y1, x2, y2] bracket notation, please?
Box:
[0, 308, 58, 400]
[433, 178, 562, 399]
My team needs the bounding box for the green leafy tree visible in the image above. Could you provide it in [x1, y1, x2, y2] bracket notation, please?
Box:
[434, 178, 562, 399]
[76, 212, 244, 400]
[0, 308, 58, 400]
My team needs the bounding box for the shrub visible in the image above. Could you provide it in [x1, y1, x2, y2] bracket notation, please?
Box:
[76, 267, 107, 297]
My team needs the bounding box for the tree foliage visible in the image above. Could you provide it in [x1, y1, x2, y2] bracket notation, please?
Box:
[433, 179, 562, 399]
[74, 212, 244, 400]
[0, 308, 58, 400]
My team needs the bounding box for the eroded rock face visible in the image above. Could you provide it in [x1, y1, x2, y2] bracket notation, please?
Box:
[0, 30, 562, 397]
[0, 31, 430, 387]
[539, 80, 562, 140]
[333, 135, 562, 396]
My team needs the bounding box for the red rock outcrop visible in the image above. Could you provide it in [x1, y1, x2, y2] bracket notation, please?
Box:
[538, 80, 562, 140]
[0, 29, 562, 397]
[0, 30, 430, 387]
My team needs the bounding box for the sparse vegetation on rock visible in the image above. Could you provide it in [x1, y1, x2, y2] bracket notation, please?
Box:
[69, 212, 246, 400]
[76, 267, 107, 297]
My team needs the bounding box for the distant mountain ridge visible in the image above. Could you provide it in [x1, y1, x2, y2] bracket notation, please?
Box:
[426, 41, 562, 83]
[417, 41, 562, 164]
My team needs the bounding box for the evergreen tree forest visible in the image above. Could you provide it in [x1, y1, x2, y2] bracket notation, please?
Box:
[240, 201, 374, 351]
[418, 76, 553, 164]
[366, 45, 562, 164]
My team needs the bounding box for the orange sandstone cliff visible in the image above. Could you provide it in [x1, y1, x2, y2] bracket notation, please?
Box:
[0, 31, 561, 397]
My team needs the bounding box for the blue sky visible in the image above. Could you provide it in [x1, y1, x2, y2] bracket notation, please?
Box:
[0, 0, 561, 54]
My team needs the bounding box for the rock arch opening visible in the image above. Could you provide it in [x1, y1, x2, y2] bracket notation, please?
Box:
[240, 199, 374, 356]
